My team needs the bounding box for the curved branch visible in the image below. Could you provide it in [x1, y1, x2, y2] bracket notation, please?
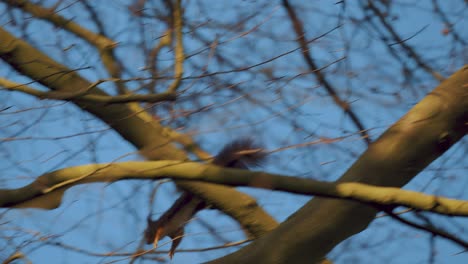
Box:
[1, 161, 468, 217]
[210, 65, 468, 263]
[0, 25, 277, 238]
[1, 78, 176, 103]
[4, 0, 124, 90]
[167, 0, 184, 93]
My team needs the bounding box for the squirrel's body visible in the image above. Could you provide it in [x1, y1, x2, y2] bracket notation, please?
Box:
[144, 138, 266, 258]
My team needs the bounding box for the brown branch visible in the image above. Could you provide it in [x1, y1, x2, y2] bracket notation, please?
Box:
[432, 0, 467, 46]
[1, 78, 176, 103]
[209, 65, 468, 264]
[4, 0, 126, 92]
[146, 29, 172, 91]
[366, 0, 445, 82]
[44, 238, 248, 257]
[2, 252, 30, 264]
[1, 161, 468, 217]
[282, 0, 371, 146]
[0, 25, 277, 240]
[180, 25, 342, 80]
[167, 0, 185, 93]
[382, 207, 468, 249]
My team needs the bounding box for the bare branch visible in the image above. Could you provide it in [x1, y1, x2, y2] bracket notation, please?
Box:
[1, 78, 176, 103]
[282, 0, 371, 145]
[1, 160, 468, 217]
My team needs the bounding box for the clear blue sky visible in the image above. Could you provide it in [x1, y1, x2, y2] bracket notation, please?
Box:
[0, 1, 466, 263]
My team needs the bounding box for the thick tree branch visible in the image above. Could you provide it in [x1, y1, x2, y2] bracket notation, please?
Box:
[0, 26, 277, 239]
[4, 0, 126, 91]
[210, 65, 467, 263]
[1, 161, 468, 218]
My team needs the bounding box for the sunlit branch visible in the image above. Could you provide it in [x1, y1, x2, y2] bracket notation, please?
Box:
[0, 24, 277, 240]
[1, 78, 176, 103]
[167, 0, 185, 93]
[2, 251, 30, 264]
[4, 0, 126, 92]
[1, 160, 468, 217]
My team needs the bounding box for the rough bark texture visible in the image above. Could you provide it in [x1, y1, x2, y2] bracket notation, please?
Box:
[209, 66, 467, 263]
[0, 27, 278, 237]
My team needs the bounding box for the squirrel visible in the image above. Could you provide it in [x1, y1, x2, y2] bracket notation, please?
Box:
[144, 138, 266, 258]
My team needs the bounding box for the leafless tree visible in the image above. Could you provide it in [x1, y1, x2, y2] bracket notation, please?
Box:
[0, 1, 466, 263]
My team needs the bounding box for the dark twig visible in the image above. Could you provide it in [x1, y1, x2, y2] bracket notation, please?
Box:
[282, 0, 371, 146]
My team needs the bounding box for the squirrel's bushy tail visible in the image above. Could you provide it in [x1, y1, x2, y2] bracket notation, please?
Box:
[213, 138, 266, 169]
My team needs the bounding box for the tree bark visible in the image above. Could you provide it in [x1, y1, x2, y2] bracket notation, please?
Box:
[209, 65, 468, 263]
[0, 26, 278, 238]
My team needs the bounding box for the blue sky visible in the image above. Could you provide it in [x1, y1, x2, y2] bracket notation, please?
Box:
[0, 0, 467, 263]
